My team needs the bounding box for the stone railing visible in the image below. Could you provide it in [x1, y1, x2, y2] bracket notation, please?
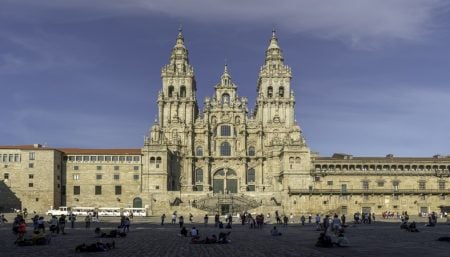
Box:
[288, 188, 450, 195]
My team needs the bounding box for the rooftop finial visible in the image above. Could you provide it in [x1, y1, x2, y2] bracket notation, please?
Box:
[177, 24, 183, 38]
[224, 58, 228, 73]
[272, 28, 276, 38]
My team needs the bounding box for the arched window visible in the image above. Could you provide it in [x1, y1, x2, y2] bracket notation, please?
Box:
[180, 86, 186, 98]
[220, 142, 231, 156]
[196, 146, 203, 156]
[150, 157, 155, 164]
[248, 146, 256, 156]
[268, 86, 273, 98]
[156, 157, 161, 168]
[222, 93, 230, 105]
[247, 169, 255, 183]
[168, 86, 174, 97]
[133, 197, 142, 208]
[295, 157, 301, 163]
[220, 125, 231, 136]
[279, 86, 284, 97]
[195, 169, 203, 183]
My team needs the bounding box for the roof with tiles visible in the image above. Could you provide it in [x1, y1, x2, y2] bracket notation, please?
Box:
[0, 145, 141, 155]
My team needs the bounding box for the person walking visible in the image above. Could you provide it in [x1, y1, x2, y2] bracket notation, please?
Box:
[300, 215, 306, 225]
[204, 214, 209, 226]
[161, 213, 166, 226]
[85, 214, 91, 229]
[69, 213, 76, 228]
[59, 215, 67, 235]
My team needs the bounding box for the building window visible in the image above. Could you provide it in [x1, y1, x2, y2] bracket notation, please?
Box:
[133, 156, 140, 162]
[180, 86, 186, 98]
[115, 185, 122, 195]
[75, 156, 81, 162]
[83, 156, 89, 161]
[247, 169, 256, 184]
[73, 166, 79, 170]
[362, 181, 369, 190]
[105, 156, 111, 162]
[126, 156, 132, 162]
[73, 174, 80, 180]
[29, 163, 34, 168]
[279, 86, 284, 97]
[248, 147, 255, 156]
[327, 181, 333, 186]
[14, 154, 20, 162]
[133, 166, 139, 171]
[168, 85, 174, 97]
[195, 169, 203, 183]
[29, 152, 35, 160]
[419, 181, 426, 190]
[314, 176, 321, 182]
[156, 157, 161, 168]
[393, 181, 399, 191]
[221, 93, 230, 105]
[98, 156, 104, 162]
[95, 186, 102, 195]
[96, 174, 102, 180]
[377, 181, 384, 187]
[114, 166, 119, 171]
[439, 181, 445, 190]
[220, 125, 231, 136]
[133, 174, 139, 180]
[119, 156, 125, 162]
[220, 142, 231, 156]
[9, 154, 13, 162]
[112, 156, 118, 162]
[196, 146, 203, 156]
[74, 186, 80, 195]
[90, 156, 97, 162]
[268, 86, 273, 98]
[114, 174, 120, 180]
[29, 174, 34, 179]
[4, 173, 9, 179]
[28, 183, 34, 187]
[2, 154, 7, 162]
[96, 166, 102, 170]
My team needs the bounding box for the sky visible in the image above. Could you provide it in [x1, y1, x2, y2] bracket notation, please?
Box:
[0, 0, 449, 157]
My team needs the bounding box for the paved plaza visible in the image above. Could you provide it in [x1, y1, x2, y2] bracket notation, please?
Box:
[0, 214, 449, 257]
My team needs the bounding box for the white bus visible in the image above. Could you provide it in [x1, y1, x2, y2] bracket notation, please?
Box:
[123, 208, 147, 217]
[71, 207, 95, 216]
[98, 207, 121, 217]
[46, 206, 69, 216]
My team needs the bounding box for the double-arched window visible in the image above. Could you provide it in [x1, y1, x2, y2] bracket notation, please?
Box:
[195, 168, 203, 183]
[247, 169, 256, 191]
[220, 142, 231, 156]
[222, 93, 230, 105]
[180, 86, 186, 98]
[168, 86, 174, 97]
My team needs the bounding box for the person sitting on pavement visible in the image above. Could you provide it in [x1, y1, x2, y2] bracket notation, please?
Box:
[400, 221, 409, 230]
[180, 227, 188, 237]
[315, 232, 333, 248]
[218, 231, 231, 243]
[270, 226, 282, 236]
[190, 227, 199, 239]
[335, 233, 350, 247]
[408, 221, 419, 232]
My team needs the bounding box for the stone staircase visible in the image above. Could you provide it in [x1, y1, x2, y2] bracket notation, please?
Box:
[192, 194, 261, 214]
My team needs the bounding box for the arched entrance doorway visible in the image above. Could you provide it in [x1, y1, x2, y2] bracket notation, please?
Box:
[133, 197, 142, 208]
[213, 168, 238, 194]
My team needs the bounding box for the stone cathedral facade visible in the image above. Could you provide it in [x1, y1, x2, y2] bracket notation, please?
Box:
[1, 31, 449, 216]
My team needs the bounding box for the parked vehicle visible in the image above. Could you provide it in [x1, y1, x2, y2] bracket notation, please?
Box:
[46, 206, 69, 216]
[123, 208, 147, 217]
[98, 207, 121, 217]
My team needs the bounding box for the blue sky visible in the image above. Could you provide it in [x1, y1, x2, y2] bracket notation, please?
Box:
[0, 0, 449, 157]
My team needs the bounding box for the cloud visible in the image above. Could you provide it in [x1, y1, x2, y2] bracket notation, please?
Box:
[3, 0, 449, 48]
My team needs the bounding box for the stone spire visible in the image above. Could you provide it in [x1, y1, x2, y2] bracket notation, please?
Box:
[265, 29, 284, 65]
[220, 63, 234, 87]
[169, 27, 190, 72]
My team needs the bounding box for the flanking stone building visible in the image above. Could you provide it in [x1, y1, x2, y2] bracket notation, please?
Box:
[1, 31, 449, 216]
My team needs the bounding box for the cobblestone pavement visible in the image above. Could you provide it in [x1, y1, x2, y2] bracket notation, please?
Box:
[1, 214, 449, 257]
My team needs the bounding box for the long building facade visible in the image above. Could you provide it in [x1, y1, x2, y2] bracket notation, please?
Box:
[1, 31, 449, 216]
